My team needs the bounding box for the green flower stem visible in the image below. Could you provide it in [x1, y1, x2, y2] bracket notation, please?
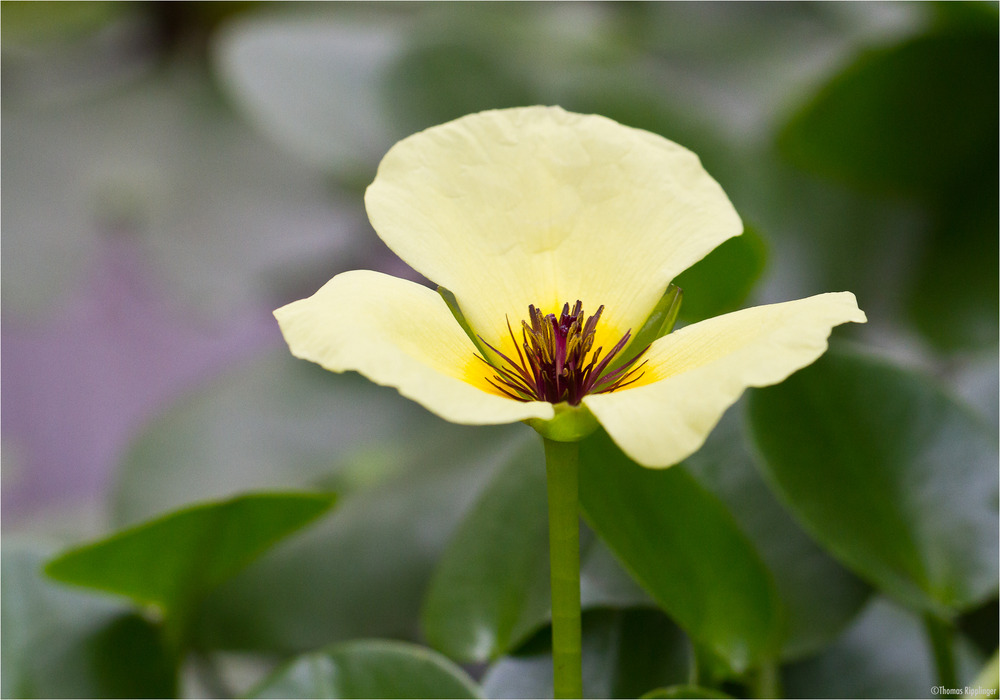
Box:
[924, 614, 958, 695]
[750, 662, 782, 699]
[543, 437, 583, 699]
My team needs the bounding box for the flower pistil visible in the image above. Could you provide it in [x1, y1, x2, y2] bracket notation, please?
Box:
[478, 301, 649, 405]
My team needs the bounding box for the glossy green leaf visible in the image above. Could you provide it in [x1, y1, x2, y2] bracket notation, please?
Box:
[482, 608, 690, 700]
[672, 225, 768, 324]
[421, 436, 651, 663]
[3, 540, 177, 699]
[45, 492, 335, 629]
[249, 640, 481, 699]
[683, 403, 871, 659]
[747, 348, 999, 616]
[578, 533, 654, 611]
[421, 438, 551, 663]
[578, 430, 782, 672]
[779, 28, 998, 197]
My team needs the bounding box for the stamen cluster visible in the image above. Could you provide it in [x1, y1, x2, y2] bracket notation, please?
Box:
[479, 301, 649, 405]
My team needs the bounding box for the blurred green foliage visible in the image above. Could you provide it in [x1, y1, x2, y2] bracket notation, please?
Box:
[673, 226, 768, 324]
[250, 640, 481, 699]
[45, 493, 335, 650]
[2, 543, 177, 699]
[3, 2, 996, 698]
[0, 1, 125, 47]
[779, 11, 998, 350]
[483, 608, 691, 699]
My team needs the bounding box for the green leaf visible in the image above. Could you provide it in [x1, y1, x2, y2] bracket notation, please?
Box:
[672, 225, 768, 324]
[578, 430, 782, 672]
[113, 353, 520, 655]
[421, 436, 651, 663]
[777, 25, 998, 352]
[779, 28, 998, 198]
[482, 608, 690, 700]
[249, 640, 481, 699]
[683, 403, 871, 660]
[747, 348, 999, 616]
[421, 438, 551, 663]
[907, 173, 999, 351]
[3, 540, 177, 699]
[44, 492, 335, 636]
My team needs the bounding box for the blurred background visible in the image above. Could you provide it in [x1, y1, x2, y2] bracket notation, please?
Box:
[2, 2, 997, 697]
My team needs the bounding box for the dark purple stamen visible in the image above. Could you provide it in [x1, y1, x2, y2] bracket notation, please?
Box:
[477, 301, 649, 405]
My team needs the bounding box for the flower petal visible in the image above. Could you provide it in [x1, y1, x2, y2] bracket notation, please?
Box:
[583, 292, 866, 468]
[274, 270, 554, 425]
[364, 106, 742, 353]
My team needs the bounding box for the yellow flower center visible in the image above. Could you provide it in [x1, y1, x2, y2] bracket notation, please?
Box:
[477, 301, 648, 405]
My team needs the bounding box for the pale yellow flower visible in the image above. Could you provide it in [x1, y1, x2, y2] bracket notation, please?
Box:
[275, 106, 865, 467]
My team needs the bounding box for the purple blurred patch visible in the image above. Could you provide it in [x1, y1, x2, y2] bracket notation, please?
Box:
[2, 233, 280, 523]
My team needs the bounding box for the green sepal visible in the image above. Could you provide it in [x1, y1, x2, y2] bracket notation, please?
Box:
[527, 402, 599, 442]
[438, 286, 491, 359]
[634, 283, 683, 345]
[606, 284, 683, 374]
